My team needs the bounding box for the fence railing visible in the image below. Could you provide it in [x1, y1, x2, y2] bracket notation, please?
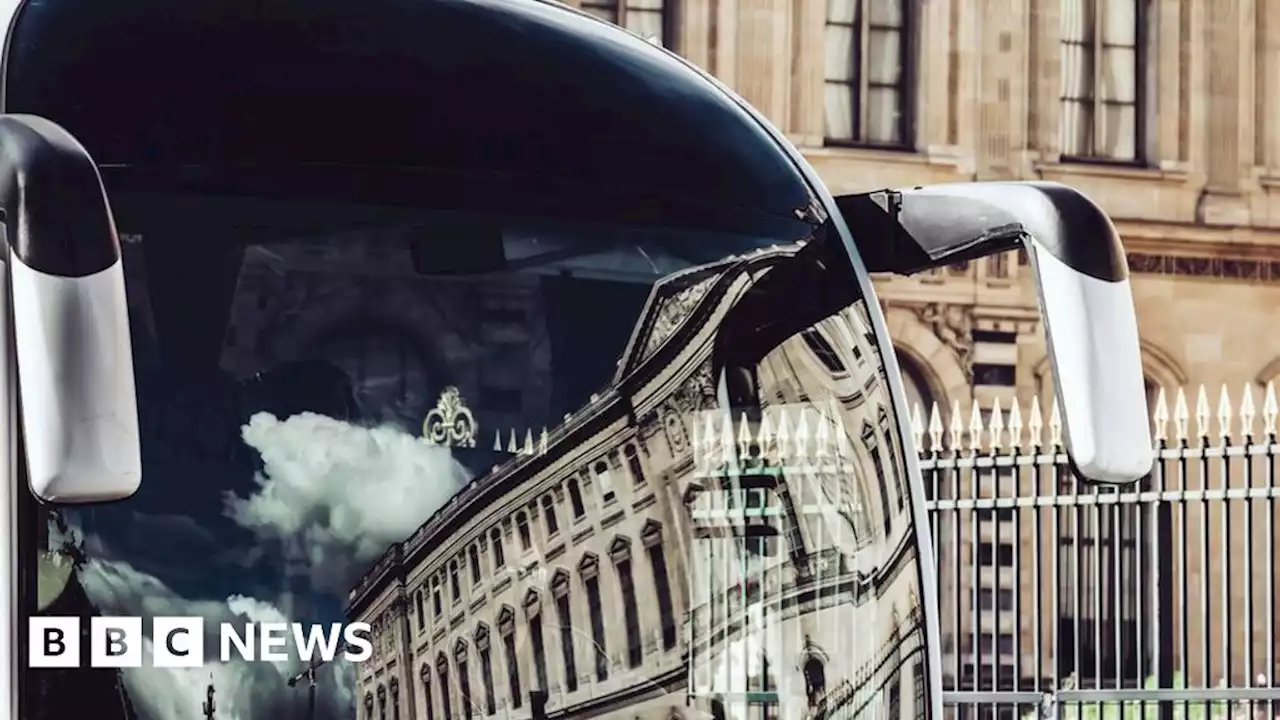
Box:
[915, 384, 1280, 720]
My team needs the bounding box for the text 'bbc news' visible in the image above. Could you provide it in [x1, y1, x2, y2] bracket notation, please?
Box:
[28, 617, 373, 668]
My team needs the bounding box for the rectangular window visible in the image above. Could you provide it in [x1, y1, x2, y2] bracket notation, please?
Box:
[1060, 0, 1144, 161]
[824, 0, 912, 147]
[580, 0, 671, 49]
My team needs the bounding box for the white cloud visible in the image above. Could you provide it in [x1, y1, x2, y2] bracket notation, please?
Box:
[225, 411, 472, 595]
[61, 412, 471, 720]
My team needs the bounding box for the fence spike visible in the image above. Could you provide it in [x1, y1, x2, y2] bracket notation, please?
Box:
[988, 398, 1004, 449]
[523, 429, 535, 455]
[1048, 397, 1062, 448]
[910, 403, 925, 450]
[1029, 396, 1043, 448]
[737, 412, 753, 458]
[928, 402, 943, 451]
[1173, 387, 1190, 441]
[948, 400, 963, 450]
[815, 408, 832, 457]
[1153, 387, 1169, 441]
[1264, 381, 1278, 436]
[493, 429, 503, 452]
[720, 412, 736, 464]
[968, 403, 983, 451]
[757, 412, 775, 458]
[1194, 384, 1210, 439]
[775, 409, 791, 461]
[1241, 384, 1256, 439]
[1217, 385, 1233, 440]
[507, 430, 518, 453]
[1007, 398, 1023, 450]
[794, 409, 811, 459]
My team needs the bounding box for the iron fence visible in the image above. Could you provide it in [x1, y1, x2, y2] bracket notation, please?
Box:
[916, 384, 1280, 720]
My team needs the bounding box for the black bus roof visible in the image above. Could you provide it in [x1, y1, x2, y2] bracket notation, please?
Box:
[0, 0, 816, 231]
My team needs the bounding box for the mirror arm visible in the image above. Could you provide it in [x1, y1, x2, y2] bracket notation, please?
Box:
[832, 184, 1128, 283]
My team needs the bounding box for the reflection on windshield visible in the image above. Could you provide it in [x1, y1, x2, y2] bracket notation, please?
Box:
[29, 199, 926, 720]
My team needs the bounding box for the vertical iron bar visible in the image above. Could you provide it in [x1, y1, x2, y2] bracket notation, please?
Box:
[1267, 432, 1276, 720]
[1110, 492, 1121, 694]
[1243, 431, 1254, 720]
[1012, 446, 1022, 697]
[1154, 438, 1174, 720]
[970, 440, 980, 720]
[1178, 437, 1189, 720]
[1032, 446, 1043, 696]
[952, 442, 963, 691]
[1221, 433, 1232, 690]
[1198, 431, 1210, 711]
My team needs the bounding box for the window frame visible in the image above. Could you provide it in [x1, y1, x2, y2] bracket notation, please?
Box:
[822, 0, 916, 150]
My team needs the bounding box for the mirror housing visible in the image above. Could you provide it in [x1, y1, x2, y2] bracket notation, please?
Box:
[0, 115, 141, 503]
[834, 181, 1152, 484]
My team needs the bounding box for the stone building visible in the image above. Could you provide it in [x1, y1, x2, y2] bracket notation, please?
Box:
[345, 0, 1280, 710]
[346, 244, 930, 720]
[567, 0, 1280, 693]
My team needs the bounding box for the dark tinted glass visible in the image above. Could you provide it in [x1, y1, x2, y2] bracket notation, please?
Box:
[27, 193, 928, 720]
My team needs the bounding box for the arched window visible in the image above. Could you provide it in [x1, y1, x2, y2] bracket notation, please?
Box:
[498, 607, 522, 709]
[389, 678, 401, 720]
[610, 536, 643, 668]
[567, 478, 586, 519]
[420, 665, 435, 720]
[523, 590, 550, 692]
[624, 444, 646, 485]
[490, 527, 505, 568]
[594, 461, 616, 503]
[364, 692, 374, 720]
[579, 553, 609, 681]
[454, 640, 473, 718]
[436, 654, 453, 720]
[862, 421, 894, 534]
[551, 570, 578, 692]
[449, 560, 460, 602]
[431, 577, 442, 617]
[376, 684, 387, 720]
[803, 651, 826, 707]
[414, 589, 425, 631]
[641, 521, 676, 650]
[516, 511, 532, 551]
[469, 543, 482, 584]
[878, 406, 906, 513]
[541, 494, 559, 536]
[475, 625, 497, 716]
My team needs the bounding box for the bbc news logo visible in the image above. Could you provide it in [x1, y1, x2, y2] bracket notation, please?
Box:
[29, 617, 373, 668]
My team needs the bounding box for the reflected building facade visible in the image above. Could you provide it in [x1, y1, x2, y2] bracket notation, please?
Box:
[346, 243, 929, 720]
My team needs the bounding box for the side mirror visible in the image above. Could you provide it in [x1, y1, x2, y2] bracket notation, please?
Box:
[834, 181, 1151, 484]
[0, 115, 141, 503]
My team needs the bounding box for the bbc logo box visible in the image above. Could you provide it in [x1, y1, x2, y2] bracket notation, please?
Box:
[29, 616, 205, 668]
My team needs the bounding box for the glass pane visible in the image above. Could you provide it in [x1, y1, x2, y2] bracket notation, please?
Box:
[683, 244, 926, 719]
[1100, 46, 1136, 102]
[1101, 0, 1138, 46]
[1060, 98, 1094, 156]
[824, 24, 857, 82]
[826, 0, 858, 25]
[29, 185, 931, 718]
[824, 82, 857, 140]
[868, 0, 902, 27]
[1059, 41, 1095, 100]
[1099, 102, 1137, 160]
[866, 86, 903, 145]
[1060, 0, 1095, 43]
[867, 28, 902, 85]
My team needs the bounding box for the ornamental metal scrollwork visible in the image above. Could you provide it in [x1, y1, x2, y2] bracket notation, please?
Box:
[423, 386, 477, 448]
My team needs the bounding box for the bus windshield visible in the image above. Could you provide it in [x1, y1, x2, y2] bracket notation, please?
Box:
[27, 192, 927, 720]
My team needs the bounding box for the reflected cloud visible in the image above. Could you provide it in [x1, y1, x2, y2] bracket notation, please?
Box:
[224, 411, 472, 595]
